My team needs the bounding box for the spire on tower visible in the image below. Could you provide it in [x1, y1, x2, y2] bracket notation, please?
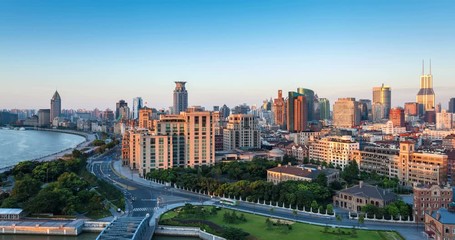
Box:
[429, 59, 432, 75]
[422, 60, 425, 75]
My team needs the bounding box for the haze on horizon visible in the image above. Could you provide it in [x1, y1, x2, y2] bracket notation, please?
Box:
[1, 0, 454, 110]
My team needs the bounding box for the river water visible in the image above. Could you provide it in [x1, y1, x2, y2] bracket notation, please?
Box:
[0, 129, 86, 169]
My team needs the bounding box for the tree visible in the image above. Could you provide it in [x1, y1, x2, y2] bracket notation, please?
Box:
[315, 173, 328, 186]
[326, 204, 334, 215]
[222, 227, 249, 240]
[358, 213, 365, 226]
[292, 209, 298, 220]
[341, 161, 359, 184]
[11, 174, 41, 202]
[336, 214, 342, 223]
[311, 200, 319, 213]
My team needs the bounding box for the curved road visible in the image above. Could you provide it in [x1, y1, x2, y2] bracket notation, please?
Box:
[91, 149, 423, 240]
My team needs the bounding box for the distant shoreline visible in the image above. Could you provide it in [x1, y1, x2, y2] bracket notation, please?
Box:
[0, 129, 94, 173]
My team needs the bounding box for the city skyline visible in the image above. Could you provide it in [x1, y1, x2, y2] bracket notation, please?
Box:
[1, 1, 455, 109]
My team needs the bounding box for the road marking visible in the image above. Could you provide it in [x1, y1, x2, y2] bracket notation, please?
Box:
[132, 207, 154, 212]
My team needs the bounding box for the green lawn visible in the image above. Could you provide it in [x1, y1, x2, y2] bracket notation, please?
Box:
[159, 206, 404, 240]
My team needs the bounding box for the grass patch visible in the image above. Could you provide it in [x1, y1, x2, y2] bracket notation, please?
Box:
[159, 206, 404, 240]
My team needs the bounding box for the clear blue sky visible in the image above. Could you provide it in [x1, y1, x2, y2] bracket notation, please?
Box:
[1, 0, 454, 110]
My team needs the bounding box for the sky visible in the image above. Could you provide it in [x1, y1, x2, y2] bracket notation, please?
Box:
[1, 0, 454, 110]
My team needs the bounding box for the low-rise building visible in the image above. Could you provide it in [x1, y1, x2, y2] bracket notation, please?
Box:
[267, 164, 339, 185]
[413, 184, 453, 222]
[333, 181, 397, 212]
[0, 208, 25, 220]
[424, 208, 455, 240]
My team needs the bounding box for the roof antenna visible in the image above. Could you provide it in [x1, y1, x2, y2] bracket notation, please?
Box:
[429, 59, 432, 75]
[422, 60, 424, 75]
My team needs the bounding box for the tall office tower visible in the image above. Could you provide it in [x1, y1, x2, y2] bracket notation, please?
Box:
[173, 81, 188, 114]
[416, 61, 436, 114]
[436, 103, 442, 113]
[358, 99, 372, 121]
[372, 84, 391, 118]
[449, 98, 455, 113]
[132, 97, 143, 120]
[220, 104, 230, 119]
[404, 102, 419, 116]
[297, 88, 315, 122]
[223, 114, 260, 150]
[436, 110, 453, 130]
[138, 107, 154, 129]
[38, 109, 51, 127]
[118, 105, 130, 121]
[286, 92, 307, 132]
[115, 100, 128, 120]
[50, 91, 61, 125]
[213, 106, 220, 111]
[389, 107, 405, 127]
[372, 102, 386, 122]
[319, 98, 331, 120]
[333, 98, 360, 128]
[272, 90, 286, 129]
[313, 95, 320, 121]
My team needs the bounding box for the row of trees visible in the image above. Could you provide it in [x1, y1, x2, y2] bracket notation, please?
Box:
[361, 200, 412, 220]
[0, 150, 120, 217]
[147, 158, 336, 209]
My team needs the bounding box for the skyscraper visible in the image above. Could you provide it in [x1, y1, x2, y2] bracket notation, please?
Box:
[358, 99, 372, 121]
[223, 114, 260, 150]
[416, 61, 436, 114]
[297, 88, 315, 122]
[333, 98, 360, 128]
[319, 98, 331, 120]
[132, 97, 143, 120]
[272, 90, 286, 129]
[50, 91, 61, 125]
[449, 98, 455, 113]
[286, 91, 307, 132]
[116, 100, 128, 120]
[372, 84, 391, 119]
[173, 81, 188, 114]
[404, 102, 419, 116]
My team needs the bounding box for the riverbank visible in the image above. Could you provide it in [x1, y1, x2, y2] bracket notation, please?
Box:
[0, 129, 95, 173]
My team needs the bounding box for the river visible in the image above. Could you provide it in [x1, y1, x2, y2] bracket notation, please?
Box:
[0, 129, 86, 169]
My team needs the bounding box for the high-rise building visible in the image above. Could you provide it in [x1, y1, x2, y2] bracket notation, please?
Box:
[449, 98, 455, 113]
[389, 107, 405, 127]
[38, 109, 50, 127]
[132, 97, 143, 120]
[115, 100, 128, 120]
[223, 114, 260, 150]
[319, 98, 330, 120]
[173, 81, 188, 114]
[417, 61, 436, 114]
[372, 102, 386, 122]
[404, 102, 419, 116]
[333, 98, 360, 128]
[220, 104, 230, 119]
[297, 88, 315, 122]
[286, 92, 307, 132]
[138, 107, 154, 129]
[436, 110, 453, 130]
[50, 91, 61, 125]
[272, 90, 286, 129]
[118, 105, 130, 121]
[358, 99, 372, 121]
[372, 84, 391, 118]
[124, 110, 216, 176]
[309, 136, 359, 170]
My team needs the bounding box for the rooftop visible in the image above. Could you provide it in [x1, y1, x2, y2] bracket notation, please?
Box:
[430, 208, 455, 224]
[0, 208, 23, 215]
[338, 182, 397, 202]
[267, 165, 338, 179]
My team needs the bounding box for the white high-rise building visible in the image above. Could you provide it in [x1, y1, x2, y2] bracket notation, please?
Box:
[223, 114, 260, 150]
[437, 109, 453, 130]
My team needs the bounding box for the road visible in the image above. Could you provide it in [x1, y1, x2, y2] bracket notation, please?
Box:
[91, 149, 424, 240]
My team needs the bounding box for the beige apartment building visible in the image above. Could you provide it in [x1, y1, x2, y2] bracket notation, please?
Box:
[122, 110, 216, 177]
[332, 98, 360, 128]
[223, 114, 260, 150]
[309, 136, 359, 170]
